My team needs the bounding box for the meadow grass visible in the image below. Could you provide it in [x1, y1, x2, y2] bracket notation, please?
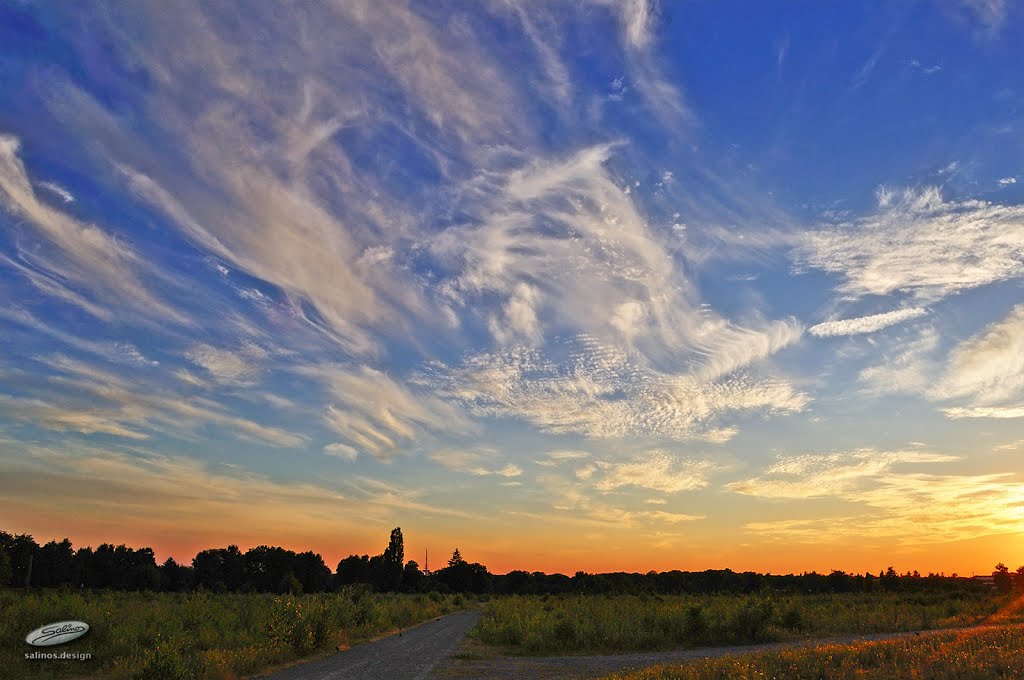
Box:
[469, 591, 1005, 655]
[1, 587, 465, 679]
[604, 622, 1024, 679]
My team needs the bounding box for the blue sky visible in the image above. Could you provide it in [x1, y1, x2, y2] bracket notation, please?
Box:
[1, 0, 1023, 574]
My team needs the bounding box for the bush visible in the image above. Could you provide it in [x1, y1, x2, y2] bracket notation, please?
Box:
[471, 590, 1005, 655]
[726, 598, 774, 643]
[0, 589, 465, 679]
[780, 606, 803, 631]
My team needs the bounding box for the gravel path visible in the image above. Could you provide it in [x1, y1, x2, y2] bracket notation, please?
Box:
[432, 626, 1001, 679]
[260, 609, 481, 680]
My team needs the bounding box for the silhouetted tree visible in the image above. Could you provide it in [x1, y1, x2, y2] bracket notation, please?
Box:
[436, 548, 491, 593]
[336, 554, 371, 587]
[381, 527, 405, 591]
[243, 545, 290, 592]
[994, 563, 1013, 592]
[403, 560, 423, 592]
[294, 551, 332, 593]
[193, 545, 244, 591]
[160, 557, 193, 591]
[33, 539, 74, 587]
[827, 570, 852, 593]
[0, 532, 38, 587]
[0, 526, 1003, 597]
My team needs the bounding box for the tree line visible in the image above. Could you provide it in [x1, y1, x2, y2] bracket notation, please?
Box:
[1, 528, 1016, 595]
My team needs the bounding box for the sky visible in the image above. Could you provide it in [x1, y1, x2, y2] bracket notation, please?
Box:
[1, 0, 1023, 577]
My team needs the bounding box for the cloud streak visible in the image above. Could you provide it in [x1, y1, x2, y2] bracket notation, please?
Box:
[809, 307, 928, 337]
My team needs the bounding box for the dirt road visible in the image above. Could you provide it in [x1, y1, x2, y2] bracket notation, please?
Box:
[260, 609, 481, 680]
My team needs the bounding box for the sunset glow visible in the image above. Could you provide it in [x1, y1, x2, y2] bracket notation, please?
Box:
[2, 1, 1024, 578]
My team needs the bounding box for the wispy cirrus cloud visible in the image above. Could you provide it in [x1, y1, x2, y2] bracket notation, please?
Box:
[185, 342, 268, 387]
[5, 354, 307, 448]
[942, 405, 1024, 419]
[809, 307, 928, 338]
[0, 136, 187, 325]
[727, 449, 959, 499]
[797, 187, 1024, 301]
[298, 365, 474, 461]
[416, 337, 807, 443]
[591, 452, 713, 493]
[35, 181, 74, 203]
[930, 304, 1024, 408]
[733, 448, 1024, 545]
[745, 471, 1024, 545]
[0, 394, 150, 440]
[857, 326, 940, 396]
[0, 440, 470, 554]
[534, 450, 592, 467]
[428, 448, 523, 478]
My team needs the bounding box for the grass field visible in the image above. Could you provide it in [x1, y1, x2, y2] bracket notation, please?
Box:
[604, 622, 1024, 679]
[470, 591, 1007, 655]
[2, 587, 465, 679]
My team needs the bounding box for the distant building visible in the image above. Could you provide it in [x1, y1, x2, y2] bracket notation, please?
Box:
[973, 575, 996, 588]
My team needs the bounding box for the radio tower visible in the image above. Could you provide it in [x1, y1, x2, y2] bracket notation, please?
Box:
[424, 547, 430, 576]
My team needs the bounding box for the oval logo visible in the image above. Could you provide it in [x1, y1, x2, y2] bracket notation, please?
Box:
[25, 621, 90, 646]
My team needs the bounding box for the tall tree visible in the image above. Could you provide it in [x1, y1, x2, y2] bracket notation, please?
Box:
[448, 548, 464, 567]
[381, 527, 405, 591]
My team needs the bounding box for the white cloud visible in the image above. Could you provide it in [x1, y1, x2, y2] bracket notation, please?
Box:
[746, 469, 1024, 546]
[301, 365, 473, 460]
[857, 327, 940, 396]
[0, 136, 186, 323]
[0, 394, 149, 440]
[36, 181, 74, 203]
[21, 355, 307, 448]
[488, 282, 543, 345]
[797, 187, 1024, 301]
[536, 449, 592, 467]
[323, 443, 359, 461]
[0, 442, 476, 550]
[998, 177, 1017, 186]
[592, 452, 713, 493]
[930, 305, 1024, 407]
[993, 440, 1024, 452]
[727, 449, 959, 499]
[942, 405, 1024, 419]
[809, 307, 927, 337]
[417, 338, 808, 442]
[428, 448, 523, 477]
[185, 343, 267, 387]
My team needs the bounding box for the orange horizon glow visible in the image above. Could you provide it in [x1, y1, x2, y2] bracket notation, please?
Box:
[6, 513, 1021, 581]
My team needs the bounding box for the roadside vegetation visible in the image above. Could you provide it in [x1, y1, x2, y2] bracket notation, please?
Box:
[470, 590, 1007, 655]
[604, 622, 1024, 679]
[2, 587, 465, 679]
